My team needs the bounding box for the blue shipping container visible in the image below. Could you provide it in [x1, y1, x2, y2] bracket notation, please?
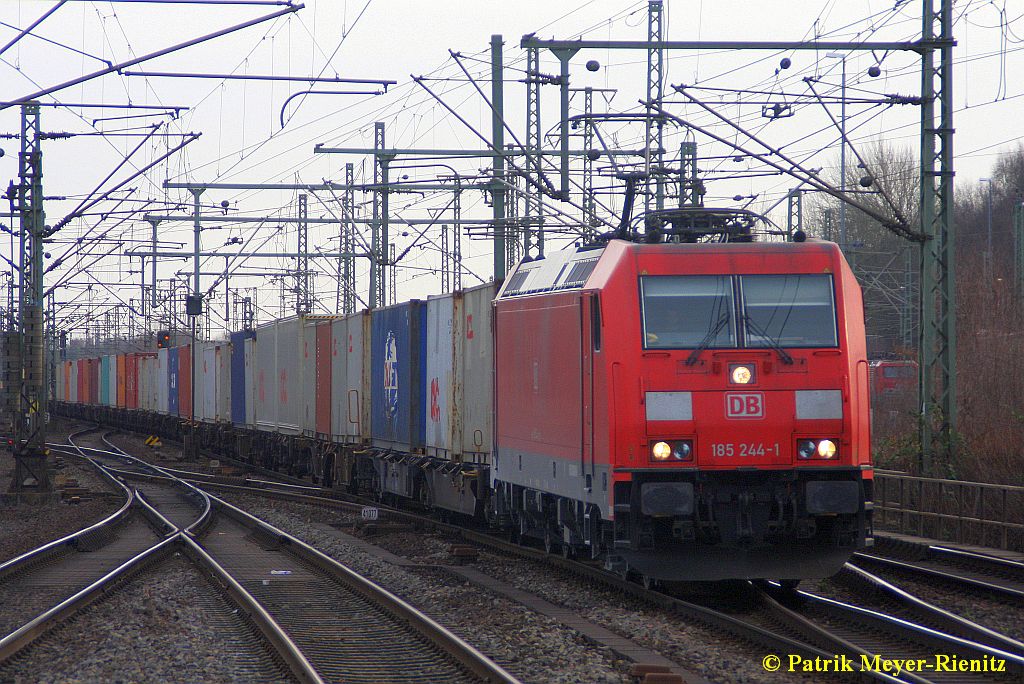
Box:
[230, 330, 254, 425]
[168, 346, 180, 416]
[371, 301, 426, 451]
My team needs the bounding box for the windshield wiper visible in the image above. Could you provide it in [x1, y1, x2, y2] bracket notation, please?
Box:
[685, 313, 730, 366]
[743, 315, 794, 365]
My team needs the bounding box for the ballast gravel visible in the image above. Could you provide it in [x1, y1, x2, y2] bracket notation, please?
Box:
[219, 493, 631, 684]
[220, 493, 812, 684]
[0, 554, 292, 683]
[0, 453, 121, 564]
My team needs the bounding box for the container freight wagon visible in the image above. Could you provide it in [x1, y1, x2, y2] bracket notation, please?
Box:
[330, 311, 371, 445]
[418, 282, 497, 514]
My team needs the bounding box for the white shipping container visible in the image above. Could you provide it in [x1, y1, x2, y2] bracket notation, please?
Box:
[201, 343, 217, 423]
[68, 361, 78, 404]
[460, 282, 497, 460]
[254, 322, 277, 431]
[217, 345, 230, 422]
[275, 318, 302, 434]
[329, 317, 349, 441]
[330, 312, 371, 442]
[146, 354, 159, 412]
[245, 337, 257, 427]
[424, 294, 455, 457]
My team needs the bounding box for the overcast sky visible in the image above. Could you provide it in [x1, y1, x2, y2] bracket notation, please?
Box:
[1, 0, 1020, 334]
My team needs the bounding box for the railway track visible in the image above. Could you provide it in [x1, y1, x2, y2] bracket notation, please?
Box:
[96, 428, 1024, 683]
[96, 432, 518, 684]
[831, 563, 1024, 657]
[761, 582, 1023, 684]
[0, 434, 160, 640]
[2, 431, 312, 682]
[851, 543, 1024, 603]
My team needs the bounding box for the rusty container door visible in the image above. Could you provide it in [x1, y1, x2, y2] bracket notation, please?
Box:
[116, 354, 127, 408]
[315, 321, 332, 437]
[178, 345, 192, 420]
[125, 354, 138, 409]
[300, 320, 317, 436]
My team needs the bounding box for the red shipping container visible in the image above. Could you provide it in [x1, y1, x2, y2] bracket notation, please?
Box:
[116, 354, 127, 408]
[178, 345, 192, 420]
[315, 322, 332, 436]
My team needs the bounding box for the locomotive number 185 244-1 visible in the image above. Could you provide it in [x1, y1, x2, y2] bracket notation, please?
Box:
[710, 443, 781, 458]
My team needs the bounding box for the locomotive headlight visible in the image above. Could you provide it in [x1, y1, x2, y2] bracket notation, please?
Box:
[816, 439, 838, 459]
[730, 364, 755, 385]
[797, 439, 816, 459]
[651, 441, 672, 461]
[672, 440, 693, 461]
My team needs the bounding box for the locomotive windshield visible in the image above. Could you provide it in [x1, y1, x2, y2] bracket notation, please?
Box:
[740, 275, 837, 348]
[641, 276, 735, 349]
[641, 274, 838, 349]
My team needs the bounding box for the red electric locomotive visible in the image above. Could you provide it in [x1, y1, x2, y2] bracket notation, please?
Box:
[869, 359, 917, 397]
[492, 213, 873, 582]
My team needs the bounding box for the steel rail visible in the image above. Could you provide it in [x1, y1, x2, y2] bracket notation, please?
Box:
[773, 584, 1024, 682]
[177, 533, 324, 684]
[852, 553, 1024, 601]
[0, 535, 178, 664]
[96, 433, 214, 536]
[84, 428, 1024, 683]
[837, 563, 1024, 656]
[163, 477, 895, 680]
[0, 450, 133, 581]
[210, 495, 521, 684]
[96, 434, 490, 683]
[71, 434, 321, 683]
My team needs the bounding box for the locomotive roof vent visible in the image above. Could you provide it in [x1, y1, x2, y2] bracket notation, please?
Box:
[501, 247, 605, 298]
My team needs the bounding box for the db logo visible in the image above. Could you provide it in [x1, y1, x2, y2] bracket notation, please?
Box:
[726, 392, 764, 419]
